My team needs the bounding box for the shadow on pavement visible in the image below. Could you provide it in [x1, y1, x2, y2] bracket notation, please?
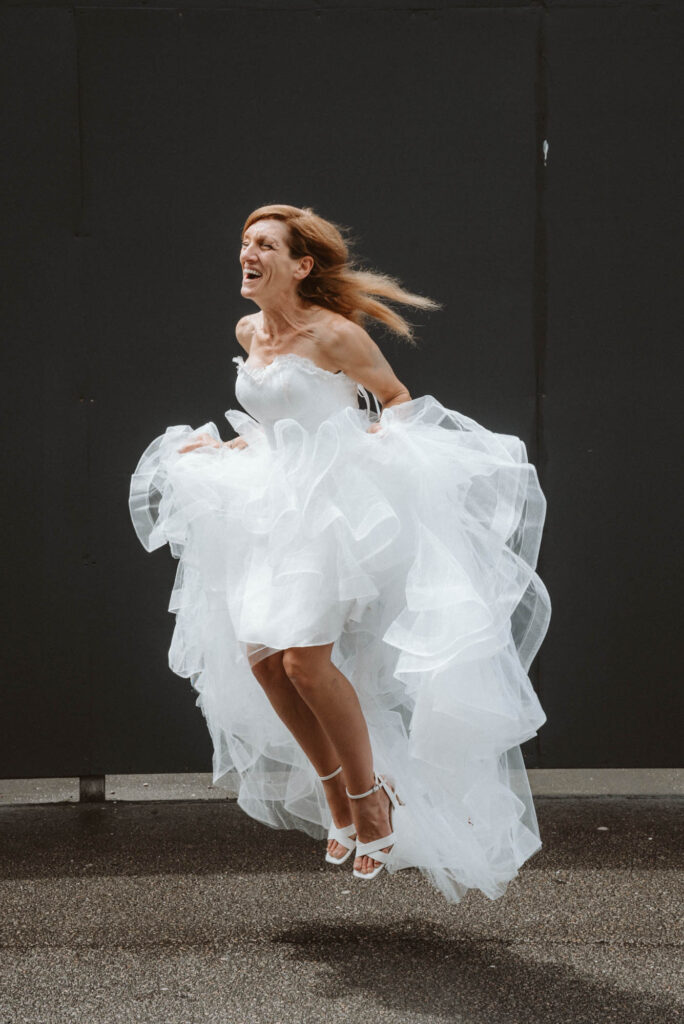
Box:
[274, 918, 679, 1024]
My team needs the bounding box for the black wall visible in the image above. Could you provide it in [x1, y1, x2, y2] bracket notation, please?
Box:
[2, 0, 682, 776]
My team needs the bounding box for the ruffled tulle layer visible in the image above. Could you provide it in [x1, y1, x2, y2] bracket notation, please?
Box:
[129, 393, 550, 904]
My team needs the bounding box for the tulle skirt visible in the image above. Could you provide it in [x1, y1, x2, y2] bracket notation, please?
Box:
[129, 394, 551, 904]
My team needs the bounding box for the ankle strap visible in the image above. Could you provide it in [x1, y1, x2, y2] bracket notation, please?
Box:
[346, 772, 382, 800]
[319, 764, 343, 782]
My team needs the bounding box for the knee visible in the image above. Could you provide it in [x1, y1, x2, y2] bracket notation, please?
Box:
[281, 647, 324, 692]
[251, 653, 286, 693]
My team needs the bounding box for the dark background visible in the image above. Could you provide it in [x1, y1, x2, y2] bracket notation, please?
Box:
[2, 0, 682, 777]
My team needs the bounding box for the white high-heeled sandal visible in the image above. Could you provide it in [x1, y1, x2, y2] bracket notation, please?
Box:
[346, 770, 399, 881]
[319, 765, 357, 865]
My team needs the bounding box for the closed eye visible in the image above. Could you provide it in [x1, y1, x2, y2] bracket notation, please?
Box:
[240, 240, 274, 248]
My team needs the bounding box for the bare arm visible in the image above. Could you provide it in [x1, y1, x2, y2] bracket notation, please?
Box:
[325, 321, 412, 411]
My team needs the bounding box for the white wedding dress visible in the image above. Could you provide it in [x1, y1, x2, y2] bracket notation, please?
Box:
[129, 350, 551, 904]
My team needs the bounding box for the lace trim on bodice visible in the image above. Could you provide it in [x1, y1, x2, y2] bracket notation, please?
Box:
[232, 353, 381, 416]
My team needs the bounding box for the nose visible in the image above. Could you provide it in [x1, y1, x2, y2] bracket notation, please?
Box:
[241, 241, 257, 263]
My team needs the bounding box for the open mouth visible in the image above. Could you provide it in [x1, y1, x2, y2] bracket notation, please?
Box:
[243, 269, 262, 281]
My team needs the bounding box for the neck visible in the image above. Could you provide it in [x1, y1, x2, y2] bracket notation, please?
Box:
[257, 294, 315, 344]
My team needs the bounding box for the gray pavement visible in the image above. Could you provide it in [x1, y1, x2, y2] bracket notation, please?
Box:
[0, 796, 682, 1023]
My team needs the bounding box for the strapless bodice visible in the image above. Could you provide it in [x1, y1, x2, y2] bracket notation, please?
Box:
[231, 352, 376, 444]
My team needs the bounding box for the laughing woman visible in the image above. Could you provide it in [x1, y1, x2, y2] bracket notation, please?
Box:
[129, 203, 551, 901]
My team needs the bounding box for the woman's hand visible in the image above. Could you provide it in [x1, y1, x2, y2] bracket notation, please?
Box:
[178, 432, 248, 454]
[367, 420, 383, 434]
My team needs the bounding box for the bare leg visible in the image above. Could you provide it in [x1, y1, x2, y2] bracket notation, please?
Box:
[281, 643, 393, 875]
[250, 649, 354, 860]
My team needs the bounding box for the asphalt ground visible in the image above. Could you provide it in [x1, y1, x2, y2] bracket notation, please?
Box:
[0, 796, 681, 1023]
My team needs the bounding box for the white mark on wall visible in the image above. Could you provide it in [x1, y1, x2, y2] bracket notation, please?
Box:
[543, 139, 549, 166]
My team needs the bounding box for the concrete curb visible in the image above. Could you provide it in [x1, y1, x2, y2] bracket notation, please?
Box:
[0, 768, 682, 804]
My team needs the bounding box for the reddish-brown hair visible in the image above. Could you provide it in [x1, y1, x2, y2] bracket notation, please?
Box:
[242, 204, 441, 345]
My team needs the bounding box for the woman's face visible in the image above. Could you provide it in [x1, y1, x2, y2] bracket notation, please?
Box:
[240, 218, 312, 305]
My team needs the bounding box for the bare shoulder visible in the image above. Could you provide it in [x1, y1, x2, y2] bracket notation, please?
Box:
[324, 315, 409, 404]
[235, 313, 257, 353]
[326, 316, 390, 373]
